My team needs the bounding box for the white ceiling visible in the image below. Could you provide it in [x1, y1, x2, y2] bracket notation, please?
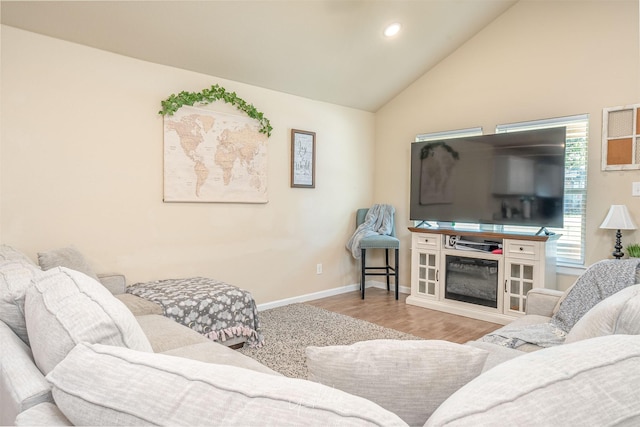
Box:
[1, 0, 517, 112]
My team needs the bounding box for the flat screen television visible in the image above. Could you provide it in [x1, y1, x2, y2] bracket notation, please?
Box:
[409, 127, 566, 229]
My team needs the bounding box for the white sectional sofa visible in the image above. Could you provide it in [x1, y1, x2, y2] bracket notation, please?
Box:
[2, 244, 640, 426]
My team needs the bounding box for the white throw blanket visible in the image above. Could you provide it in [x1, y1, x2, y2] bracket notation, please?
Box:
[345, 204, 395, 259]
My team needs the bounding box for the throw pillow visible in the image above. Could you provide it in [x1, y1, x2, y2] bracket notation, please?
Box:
[48, 342, 408, 426]
[0, 244, 37, 266]
[24, 267, 153, 374]
[37, 246, 100, 281]
[306, 339, 489, 426]
[565, 283, 640, 343]
[425, 335, 640, 426]
[0, 260, 42, 345]
[551, 258, 640, 332]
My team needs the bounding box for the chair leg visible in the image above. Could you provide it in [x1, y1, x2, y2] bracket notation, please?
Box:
[395, 248, 399, 300]
[361, 248, 366, 299]
[385, 249, 390, 291]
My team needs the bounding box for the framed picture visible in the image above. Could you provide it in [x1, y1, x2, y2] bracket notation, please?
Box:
[291, 129, 316, 188]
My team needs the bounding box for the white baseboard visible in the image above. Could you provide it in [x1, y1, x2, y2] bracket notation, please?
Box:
[257, 281, 411, 311]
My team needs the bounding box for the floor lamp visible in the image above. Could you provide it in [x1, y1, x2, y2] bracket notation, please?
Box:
[600, 204, 637, 259]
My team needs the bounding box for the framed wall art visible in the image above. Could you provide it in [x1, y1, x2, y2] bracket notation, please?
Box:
[291, 129, 316, 188]
[602, 103, 640, 171]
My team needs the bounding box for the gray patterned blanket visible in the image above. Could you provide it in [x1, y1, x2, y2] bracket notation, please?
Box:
[127, 277, 264, 348]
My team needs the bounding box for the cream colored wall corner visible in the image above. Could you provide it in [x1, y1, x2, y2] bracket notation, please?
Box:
[375, 0, 640, 290]
[0, 26, 375, 303]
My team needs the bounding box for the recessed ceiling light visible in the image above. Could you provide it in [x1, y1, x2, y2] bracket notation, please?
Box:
[383, 23, 401, 38]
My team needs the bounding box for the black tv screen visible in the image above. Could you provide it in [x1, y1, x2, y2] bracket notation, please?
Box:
[409, 127, 566, 229]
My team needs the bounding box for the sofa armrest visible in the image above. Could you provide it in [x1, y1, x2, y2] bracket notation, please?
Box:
[0, 322, 53, 426]
[97, 273, 126, 295]
[526, 288, 564, 317]
[14, 402, 72, 426]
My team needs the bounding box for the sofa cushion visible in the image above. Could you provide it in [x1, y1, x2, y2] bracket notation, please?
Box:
[161, 341, 281, 376]
[565, 283, 640, 343]
[426, 334, 640, 426]
[25, 267, 153, 374]
[37, 246, 100, 281]
[0, 260, 41, 345]
[115, 293, 164, 316]
[306, 339, 488, 426]
[135, 314, 210, 352]
[47, 342, 408, 426]
[464, 341, 523, 372]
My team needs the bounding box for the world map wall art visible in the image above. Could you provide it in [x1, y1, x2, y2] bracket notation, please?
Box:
[163, 105, 268, 203]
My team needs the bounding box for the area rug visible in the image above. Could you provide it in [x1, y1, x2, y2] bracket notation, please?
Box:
[238, 303, 422, 379]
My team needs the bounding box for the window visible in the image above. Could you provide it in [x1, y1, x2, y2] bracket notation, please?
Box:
[415, 127, 483, 143]
[496, 115, 589, 266]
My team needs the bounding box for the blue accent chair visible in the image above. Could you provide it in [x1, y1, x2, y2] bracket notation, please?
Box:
[356, 208, 400, 300]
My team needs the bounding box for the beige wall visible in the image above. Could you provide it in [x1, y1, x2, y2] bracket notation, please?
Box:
[2, 0, 638, 303]
[375, 0, 640, 291]
[1, 26, 375, 303]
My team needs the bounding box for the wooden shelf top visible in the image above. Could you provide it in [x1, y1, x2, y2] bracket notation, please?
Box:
[408, 227, 559, 242]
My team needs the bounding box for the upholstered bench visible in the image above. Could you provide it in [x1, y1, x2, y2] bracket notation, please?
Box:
[125, 277, 264, 348]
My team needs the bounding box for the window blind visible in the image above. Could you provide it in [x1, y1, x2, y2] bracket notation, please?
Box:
[415, 127, 483, 142]
[496, 115, 589, 265]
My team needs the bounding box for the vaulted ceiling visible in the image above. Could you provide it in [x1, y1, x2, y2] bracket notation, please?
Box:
[1, 0, 517, 111]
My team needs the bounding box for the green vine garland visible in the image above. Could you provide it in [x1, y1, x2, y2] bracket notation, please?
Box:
[158, 84, 273, 137]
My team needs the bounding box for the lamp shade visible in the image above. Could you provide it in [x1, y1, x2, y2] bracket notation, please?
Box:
[600, 205, 637, 230]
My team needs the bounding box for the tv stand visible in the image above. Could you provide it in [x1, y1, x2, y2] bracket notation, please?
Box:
[407, 227, 559, 324]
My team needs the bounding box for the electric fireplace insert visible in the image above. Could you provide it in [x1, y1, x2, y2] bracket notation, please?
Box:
[444, 255, 498, 308]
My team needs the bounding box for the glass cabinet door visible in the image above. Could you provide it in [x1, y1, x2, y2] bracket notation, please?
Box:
[505, 262, 534, 314]
[416, 251, 439, 298]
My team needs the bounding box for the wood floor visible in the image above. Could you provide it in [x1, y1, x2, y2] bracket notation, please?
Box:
[306, 287, 502, 343]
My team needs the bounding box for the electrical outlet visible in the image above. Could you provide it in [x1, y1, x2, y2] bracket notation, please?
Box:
[633, 182, 640, 197]
[316, 264, 323, 274]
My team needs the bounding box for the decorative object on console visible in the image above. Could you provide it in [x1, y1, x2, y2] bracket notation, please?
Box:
[627, 243, 640, 258]
[599, 204, 637, 259]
